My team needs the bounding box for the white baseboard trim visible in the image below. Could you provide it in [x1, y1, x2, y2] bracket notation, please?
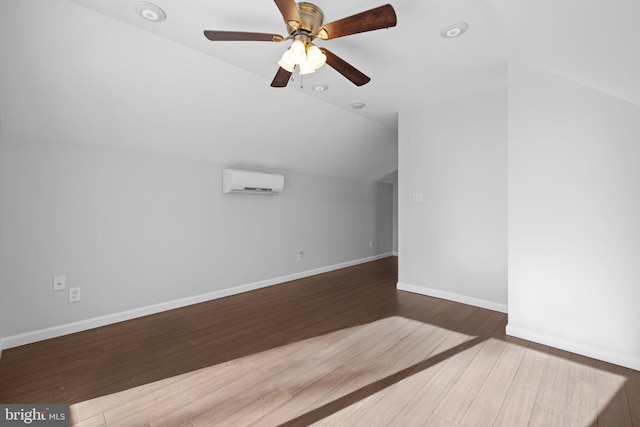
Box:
[1, 253, 393, 351]
[506, 324, 640, 372]
[397, 282, 508, 314]
[392, 251, 399, 256]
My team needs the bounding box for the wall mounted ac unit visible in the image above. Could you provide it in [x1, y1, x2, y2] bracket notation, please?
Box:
[222, 168, 284, 194]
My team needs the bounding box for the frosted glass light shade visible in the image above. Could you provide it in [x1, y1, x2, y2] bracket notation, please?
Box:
[306, 45, 326, 69]
[277, 50, 295, 72]
[299, 58, 316, 75]
[289, 40, 307, 64]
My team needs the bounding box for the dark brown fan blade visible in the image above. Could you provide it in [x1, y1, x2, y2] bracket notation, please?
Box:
[321, 48, 371, 86]
[274, 0, 302, 29]
[317, 4, 397, 40]
[271, 67, 292, 87]
[204, 30, 284, 42]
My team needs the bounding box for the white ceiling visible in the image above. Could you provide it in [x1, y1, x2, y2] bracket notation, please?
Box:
[1, 0, 638, 181]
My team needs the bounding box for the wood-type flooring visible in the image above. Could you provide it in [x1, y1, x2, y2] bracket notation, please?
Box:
[0, 257, 638, 426]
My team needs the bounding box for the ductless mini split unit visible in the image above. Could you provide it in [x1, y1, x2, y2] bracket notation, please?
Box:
[222, 168, 284, 194]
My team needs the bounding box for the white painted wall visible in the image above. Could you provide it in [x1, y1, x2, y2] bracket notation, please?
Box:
[398, 87, 508, 312]
[0, 131, 4, 356]
[392, 177, 398, 255]
[507, 61, 640, 370]
[0, 139, 392, 346]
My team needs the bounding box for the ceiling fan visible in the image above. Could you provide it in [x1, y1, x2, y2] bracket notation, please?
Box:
[203, 0, 397, 87]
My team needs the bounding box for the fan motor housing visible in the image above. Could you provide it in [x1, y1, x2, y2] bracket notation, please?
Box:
[289, 2, 324, 35]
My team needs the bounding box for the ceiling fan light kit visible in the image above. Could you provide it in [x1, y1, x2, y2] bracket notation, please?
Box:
[277, 39, 326, 74]
[203, 0, 397, 87]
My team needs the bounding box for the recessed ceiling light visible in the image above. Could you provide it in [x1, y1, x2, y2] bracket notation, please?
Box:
[311, 84, 329, 93]
[351, 102, 366, 110]
[135, 2, 166, 22]
[440, 21, 469, 38]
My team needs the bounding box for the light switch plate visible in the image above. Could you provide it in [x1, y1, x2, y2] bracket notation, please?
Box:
[53, 275, 66, 291]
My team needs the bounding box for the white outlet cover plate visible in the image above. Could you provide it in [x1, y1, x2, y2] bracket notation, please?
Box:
[69, 287, 81, 303]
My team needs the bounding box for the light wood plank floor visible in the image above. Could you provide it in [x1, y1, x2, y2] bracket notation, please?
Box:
[1, 257, 638, 426]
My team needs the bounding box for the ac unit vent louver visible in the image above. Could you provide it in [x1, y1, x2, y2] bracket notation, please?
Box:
[222, 169, 284, 194]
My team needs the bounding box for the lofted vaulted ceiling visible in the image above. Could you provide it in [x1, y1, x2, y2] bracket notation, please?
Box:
[1, 0, 638, 181]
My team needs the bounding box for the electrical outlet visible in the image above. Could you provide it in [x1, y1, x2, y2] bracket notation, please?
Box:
[369, 240, 373, 248]
[297, 250, 304, 261]
[412, 193, 423, 202]
[68, 287, 81, 303]
[53, 275, 66, 291]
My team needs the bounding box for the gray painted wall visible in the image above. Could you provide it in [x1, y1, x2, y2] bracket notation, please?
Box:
[398, 87, 508, 312]
[507, 61, 640, 370]
[0, 138, 392, 342]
